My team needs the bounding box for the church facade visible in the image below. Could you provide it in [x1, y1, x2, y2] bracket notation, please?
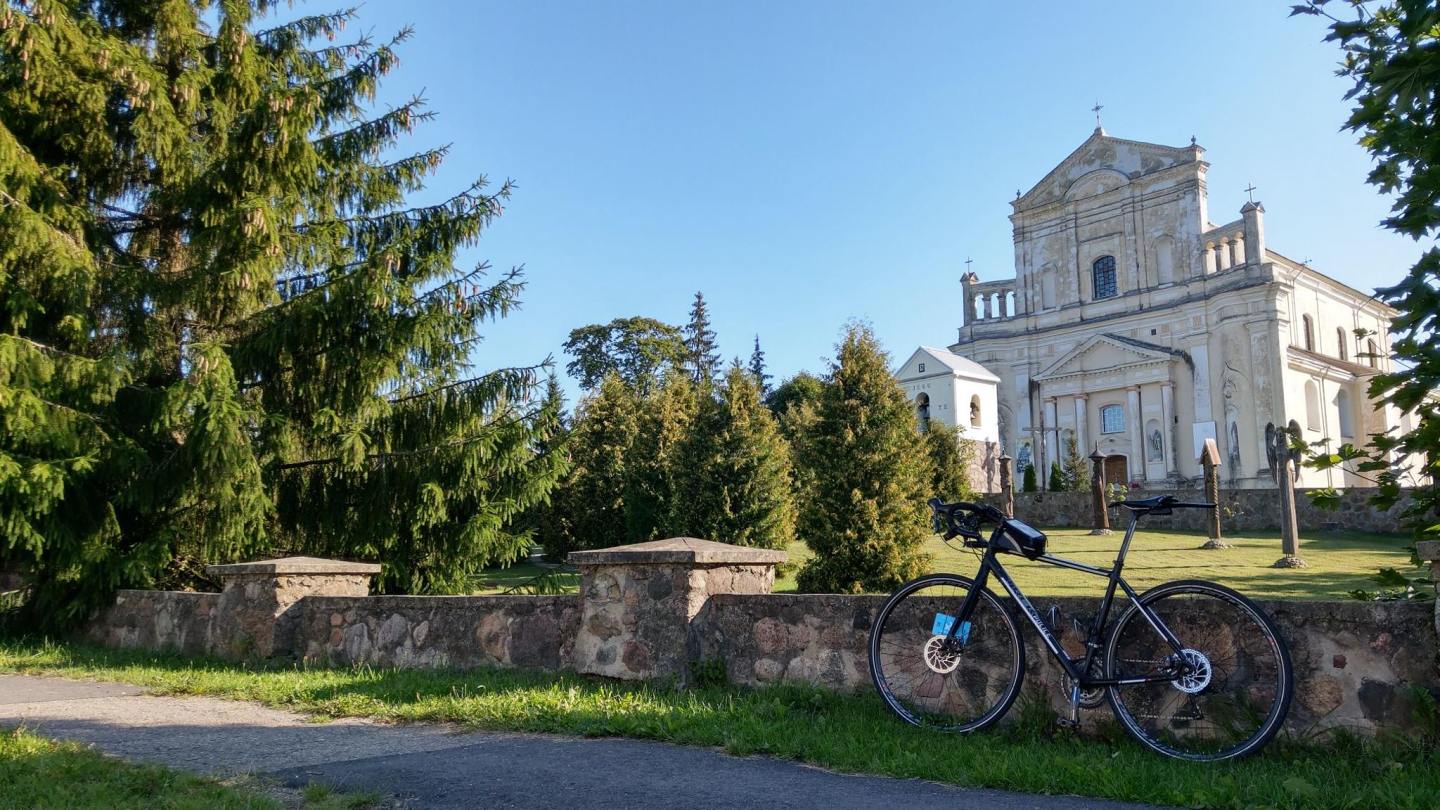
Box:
[901, 128, 1414, 490]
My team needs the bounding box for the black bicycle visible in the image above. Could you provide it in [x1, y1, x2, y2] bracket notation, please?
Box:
[868, 495, 1293, 762]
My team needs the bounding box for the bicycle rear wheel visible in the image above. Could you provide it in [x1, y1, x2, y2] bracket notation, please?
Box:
[868, 574, 1024, 732]
[1105, 580, 1293, 761]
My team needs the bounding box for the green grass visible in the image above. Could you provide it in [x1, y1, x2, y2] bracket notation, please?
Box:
[490, 529, 1410, 599]
[774, 527, 1411, 599]
[0, 725, 376, 809]
[2, 640, 1436, 810]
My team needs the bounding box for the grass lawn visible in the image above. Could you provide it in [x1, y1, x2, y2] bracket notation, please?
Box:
[772, 527, 1411, 599]
[2, 640, 1436, 810]
[0, 725, 376, 809]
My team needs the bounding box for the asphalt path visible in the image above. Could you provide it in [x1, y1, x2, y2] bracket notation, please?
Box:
[0, 674, 1165, 809]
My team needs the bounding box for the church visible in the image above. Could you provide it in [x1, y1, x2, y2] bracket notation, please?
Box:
[898, 127, 1414, 490]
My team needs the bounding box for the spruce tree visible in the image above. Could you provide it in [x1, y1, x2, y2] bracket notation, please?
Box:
[923, 421, 975, 502]
[748, 335, 772, 396]
[797, 324, 929, 593]
[683, 291, 721, 386]
[0, 2, 565, 622]
[624, 373, 700, 542]
[1048, 461, 1066, 492]
[1061, 435, 1090, 492]
[544, 375, 639, 556]
[671, 364, 796, 550]
[1022, 463, 1038, 493]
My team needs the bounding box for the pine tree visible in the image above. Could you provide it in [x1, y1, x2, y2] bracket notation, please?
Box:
[683, 291, 721, 386]
[748, 335, 772, 396]
[797, 324, 929, 593]
[544, 375, 639, 556]
[671, 364, 796, 550]
[1048, 461, 1066, 492]
[0, 3, 565, 623]
[624, 373, 700, 542]
[1061, 435, 1091, 492]
[1022, 463, 1038, 493]
[923, 421, 975, 502]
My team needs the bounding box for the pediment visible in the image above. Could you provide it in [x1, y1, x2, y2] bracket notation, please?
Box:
[1034, 334, 1179, 382]
[1015, 130, 1200, 211]
[895, 346, 999, 383]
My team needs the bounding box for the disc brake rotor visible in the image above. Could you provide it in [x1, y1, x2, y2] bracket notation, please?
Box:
[1171, 649, 1212, 694]
[923, 634, 962, 674]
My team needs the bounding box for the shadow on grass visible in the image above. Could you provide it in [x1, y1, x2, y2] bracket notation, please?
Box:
[3, 639, 1439, 810]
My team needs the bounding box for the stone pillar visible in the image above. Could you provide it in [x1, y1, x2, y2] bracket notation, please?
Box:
[1242, 202, 1266, 265]
[569, 537, 785, 681]
[1072, 395, 1088, 462]
[998, 452, 1014, 518]
[1198, 438, 1230, 550]
[1268, 425, 1307, 569]
[1089, 449, 1111, 535]
[1160, 382, 1177, 477]
[1126, 386, 1143, 483]
[206, 557, 380, 660]
[1216, 239, 1232, 271]
[1415, 540, 1440, 641]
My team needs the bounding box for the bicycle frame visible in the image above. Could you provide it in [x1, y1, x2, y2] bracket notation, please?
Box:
[943, 508, 1190, 688]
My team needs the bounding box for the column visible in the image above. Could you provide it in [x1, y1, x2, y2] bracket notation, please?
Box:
[1160, 382, 1177, 476]
[206, 557, 380, 660]
[1216, 239, 1232, 271]
[1126, 386, 1143, 483]
[1073, 394, 1088, 455]
[1043, 397, 1059, 474]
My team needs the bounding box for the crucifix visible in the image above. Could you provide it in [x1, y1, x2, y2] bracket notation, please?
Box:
[1244, 182, 1258, 204]
[1091, 101, 1104, 128]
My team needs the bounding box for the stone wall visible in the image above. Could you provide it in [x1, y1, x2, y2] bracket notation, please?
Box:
[86, 590, 218, 656]
[987, 487, 1411, 534]
[691, 593, 1439, 736]
[300, 594, 579, 671]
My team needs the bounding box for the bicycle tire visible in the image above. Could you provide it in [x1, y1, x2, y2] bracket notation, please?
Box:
[1105, 579, 1293, 761]
[868, 573, 1025, 733]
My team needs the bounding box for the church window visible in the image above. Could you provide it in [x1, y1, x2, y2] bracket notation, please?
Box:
[1301, 315, 1315, 351]
[1336, 389, 1354, 438]
[970, 395, 981, 428]
[1304, 381, 1321, 431]
[918, 362, 925, 373]
[1092, 256, 1118, 300]
[1366, 339, 1379, 368]
[1337, 328, 1348, 361]
[1100, 404, 1125, 434]
[916, 393, 930, 432]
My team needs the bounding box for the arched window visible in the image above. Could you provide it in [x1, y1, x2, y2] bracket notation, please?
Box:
[1304, 380, 1321, 431]
[1336, 389, 1354, 438]
[1366, 339, 1379, 368]
[1092, 256, 1118, 300]
[1336, 328, 1348, 362]
[915, 393, 930, 431]
[1301, 315, 1314, 352]
[969, 395, 981, 428]
[1100, 404, 1125, 434]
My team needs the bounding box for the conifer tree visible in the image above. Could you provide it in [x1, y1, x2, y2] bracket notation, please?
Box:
[797, 325, 929, 593]
[1022, 463, 1038, 493]
[0, 2, 565, 622]
[544, 375, 639, 556]
[923, 421, 975, 502]
[671, 364, 796, 550]
[1060, 435, 1090, 492]
[748, 335, 772, 396]
[683, 291, 721, 386]
[624, 373, 700, 542]
[1048, 461, 1066, 492]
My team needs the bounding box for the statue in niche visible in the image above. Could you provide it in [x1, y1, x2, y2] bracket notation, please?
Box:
[1017, 442, 1033, 476]
[1148, 427, 1164, 462]
[1222, 365, 1243, 474]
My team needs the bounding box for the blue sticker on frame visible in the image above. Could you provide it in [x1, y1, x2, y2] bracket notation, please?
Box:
[932, 613, 971, 642]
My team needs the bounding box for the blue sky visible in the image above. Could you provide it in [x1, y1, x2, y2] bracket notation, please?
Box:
[343, 1, 1421, 400]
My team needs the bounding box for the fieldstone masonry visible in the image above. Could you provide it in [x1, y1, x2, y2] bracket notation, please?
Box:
[85, 535, 1440, 737]
[568, 537, 785, 681]
[206, 557, 379, 659]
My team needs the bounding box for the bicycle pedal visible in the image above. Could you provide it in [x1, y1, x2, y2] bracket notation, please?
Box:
[1055, 716, 1080, 730]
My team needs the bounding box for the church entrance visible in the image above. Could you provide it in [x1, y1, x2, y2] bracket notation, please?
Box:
[1103, 455, 1129, 487]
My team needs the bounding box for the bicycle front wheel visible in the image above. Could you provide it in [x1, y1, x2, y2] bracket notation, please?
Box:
[1105, 580, 1293, 761]
[868, 574, 1024, 733]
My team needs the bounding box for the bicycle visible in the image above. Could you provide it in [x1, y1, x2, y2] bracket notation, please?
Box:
[868, 495, 1293, 762]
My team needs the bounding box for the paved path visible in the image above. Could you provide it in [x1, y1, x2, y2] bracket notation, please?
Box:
[0, 674, 1162, 809]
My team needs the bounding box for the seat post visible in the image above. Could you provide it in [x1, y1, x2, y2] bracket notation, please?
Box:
[1113, 508, 1142, 570]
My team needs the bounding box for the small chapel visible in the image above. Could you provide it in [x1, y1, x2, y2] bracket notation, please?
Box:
[898, 127, 1415, 490]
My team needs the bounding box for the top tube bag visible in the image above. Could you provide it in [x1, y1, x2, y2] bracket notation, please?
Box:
[992, 517, 1047, 560]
